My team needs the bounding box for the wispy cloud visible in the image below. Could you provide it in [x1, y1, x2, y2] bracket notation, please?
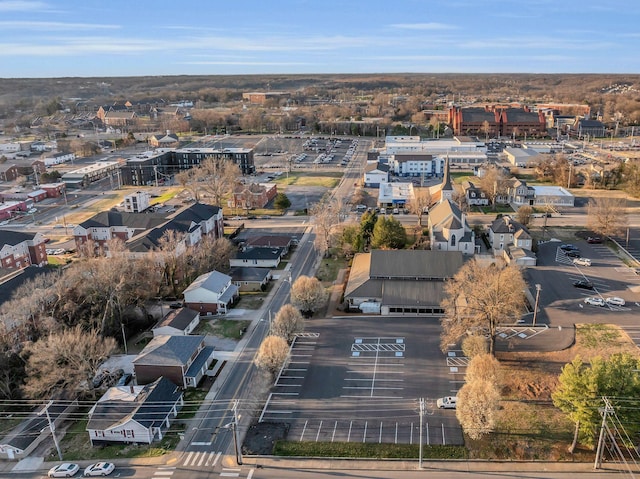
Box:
[180, 60, 311, 66]
[0, 0, 48, 11]
[390, 22, 457, 30]
[0, 20, 120, 30]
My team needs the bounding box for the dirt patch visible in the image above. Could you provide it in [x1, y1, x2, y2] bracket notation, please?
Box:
[242, 422, 289, 455]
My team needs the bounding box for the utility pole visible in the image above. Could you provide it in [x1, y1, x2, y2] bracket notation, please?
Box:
[419, 398, 425, 469]
[232, 400, 243, 465]
[43, 401, 63, 460]
[532, 284, 541, 326]
[594, 397, 613, 470]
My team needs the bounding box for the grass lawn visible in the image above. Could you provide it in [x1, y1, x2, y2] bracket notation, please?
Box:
[275, 171, 342, 188]
[203, 318, 252, 339]
[484, 323, 639, 461]
[316, 254, 349, 284]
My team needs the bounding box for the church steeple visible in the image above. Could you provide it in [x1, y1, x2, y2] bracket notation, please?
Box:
[440, 155, 453, 202]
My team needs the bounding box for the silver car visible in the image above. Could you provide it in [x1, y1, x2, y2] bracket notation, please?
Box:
[48, 463, 79, 477]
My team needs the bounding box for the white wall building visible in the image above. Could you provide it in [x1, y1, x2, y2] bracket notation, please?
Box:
[124, 191, 151, 213]
[377, 182, 414, 207]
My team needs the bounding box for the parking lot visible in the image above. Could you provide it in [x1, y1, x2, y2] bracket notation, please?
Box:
[258, 317, 467, 446]
[527, 238, 640, 342]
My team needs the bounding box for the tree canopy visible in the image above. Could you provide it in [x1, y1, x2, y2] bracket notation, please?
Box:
[440, 259, 526, 355]
[552, 353, 640, 451]
[370, 215, 407, 249]
[290, 275, 327, 317]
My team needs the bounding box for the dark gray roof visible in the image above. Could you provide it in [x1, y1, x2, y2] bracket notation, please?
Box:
[0, 402, 67, 451]
[133, 335, 205, 367]
[0, 230, 37, 246]
[235, 248, 282, 260]
[185, 346, 215, 379]
[182, 202, 221, 219]
[441, 157, 453, 192]
[126, 218, 196, 253]
[246, 235, 291, 248]
[369, 250, 464, 280]
[460, 107, 496, 122]
[230, 267, 271, 282]
[502, 108, 541, 123]
[154, 307, 199, 331]
[87, 377, 182, 431]
[78, 211, 167, 230]
[490, 215, 529, 235]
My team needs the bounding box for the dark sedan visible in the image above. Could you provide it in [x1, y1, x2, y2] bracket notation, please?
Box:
[566, 250, 581, 258]
[573, 280, 594, 290]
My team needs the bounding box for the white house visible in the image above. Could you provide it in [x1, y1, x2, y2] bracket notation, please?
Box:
[387, 153, 441, 178]
[183, 270, 239, 315]
[42, 151, 75, 167]
[86, 377, 183, 445]
[363, 162, 389, 187]
[230, 248, 282, 269]
[152, 307, 200, 336]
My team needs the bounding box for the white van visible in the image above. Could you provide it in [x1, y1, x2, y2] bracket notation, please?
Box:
[436, 396, 457, 409]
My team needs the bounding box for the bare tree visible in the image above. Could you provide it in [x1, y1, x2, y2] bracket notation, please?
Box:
[198, 156, 242, 206]
[175, 156, 241, 205]
[515, 205, 533, 228]
[271, 304, 304, 343]
[21, 326, 116, 399]
[586, 196, 627, 238]
[309, 197, 341, 256]
[406, 188, 433, 227]
[479, 166, 510, 210]
[456, 378, 501, 440]
[254, 335, 289, 376]
[440, 259, 526, 355]
[155, 230, 189, 298]
[290, 275, 327, 317]
[187, 236, 235, 280]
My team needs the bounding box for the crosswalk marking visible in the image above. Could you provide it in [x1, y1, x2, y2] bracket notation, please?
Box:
[183, 451, 195, 466]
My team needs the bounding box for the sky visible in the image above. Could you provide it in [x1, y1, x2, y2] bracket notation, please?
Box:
[0, 0, 639, 78]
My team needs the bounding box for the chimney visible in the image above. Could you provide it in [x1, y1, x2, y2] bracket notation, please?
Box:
[130, 385, 135, 394]
[166, 130, 171, 136]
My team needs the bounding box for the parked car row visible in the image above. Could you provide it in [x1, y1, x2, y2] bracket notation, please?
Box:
[584, 296, 626, 307]
[48, 462, 115, 477]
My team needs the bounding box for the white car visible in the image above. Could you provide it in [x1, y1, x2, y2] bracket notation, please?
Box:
[605, 297, 626, 306]
[573, 257, 592, 267]
[436, 396, 458, 409]
[84, 462, 115, 477]
[584, 297, 605, 307]
[48, 463, 79, 477]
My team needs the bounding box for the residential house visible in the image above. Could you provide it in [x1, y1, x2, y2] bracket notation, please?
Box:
[462, 180, 489, 206]
[489, 215, 536, 266]
[428, 200, 476, 255]
[183, 270, 239, 315]
[0, 402, 75, 460]
[41, 151, 75, 167]
[0, 163, 18, 182]
[363, 162, 389, 187]
[152, 307, 200, 337]
[149, 131, 180, 148]
[231, 183, 277, 210]
[0, 230, 48, 268]
[246, 235, 293, 256]
[133, 335, 214, 388]
[230, 247, 282, 269]
[344, 250, 464, 315]
[86, 377, 183, 445]
[230, 267, 272, 292]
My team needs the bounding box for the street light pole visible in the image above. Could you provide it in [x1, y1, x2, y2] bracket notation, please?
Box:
[232, 400, 243, 465]
[532, 284, 541, 326]
[419, 398, 425, 469]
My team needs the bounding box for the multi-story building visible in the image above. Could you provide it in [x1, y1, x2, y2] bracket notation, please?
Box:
[0, 230, 48, 268]
[448, 106, 547, 138]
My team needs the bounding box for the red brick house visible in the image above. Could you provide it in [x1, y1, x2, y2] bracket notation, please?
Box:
[230, 182, 277, 210]
[0, 230, 48, 268]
